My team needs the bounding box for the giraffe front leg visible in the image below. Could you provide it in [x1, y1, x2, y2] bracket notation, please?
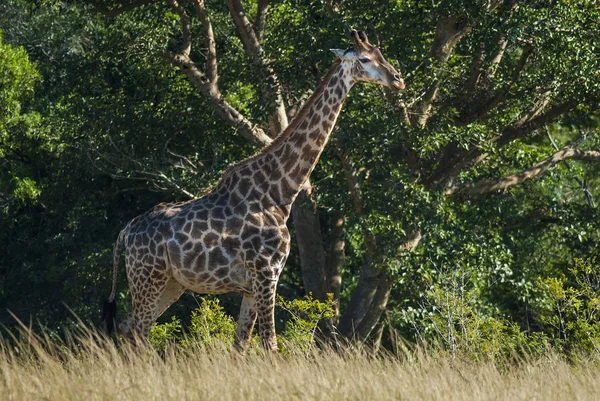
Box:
[234, 293, 257, 354]
[255, 274, 279, 352]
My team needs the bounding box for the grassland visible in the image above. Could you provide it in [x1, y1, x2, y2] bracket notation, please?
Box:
[1, 333, 600, 401]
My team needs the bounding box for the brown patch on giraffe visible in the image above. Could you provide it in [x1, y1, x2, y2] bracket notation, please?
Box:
[216, 195, 228, 207]
[225, 216, 243, 233]
[181, 269, 199, 283]
[283, 152, 298, 172]
[204, 232, 219, 247]
[241, 224, 260, 240]
[308, 129, 320, 141]
[259, 179, 270, 194]
[191, 220, 208, 239]
[308, 114, 320, 129]
[244, 246, 257, 264]
[270, 166, 282, 181]
[273, 145, 284, 158]
[315, 97, 323, 110]
[300, 144, 313, 161]
[229, 191, 242, 207]
[289, 164, 302, 182]
[223, 236, 241, 253]
[262, 159, 273, 175]
[228, 172, 239, 189]
[213, 207, 225, 220]
[211, 219, 225, 233]
[233, 202, 247, 216]
[271, 184, 284, 204]
[195, 209, 209, 221]
[248, 201, 262, 214]
[239, 166, 251, 177]
[175, 232, 188, 245]
[238, 178, 251, 198]
[280, 177, 295, 196]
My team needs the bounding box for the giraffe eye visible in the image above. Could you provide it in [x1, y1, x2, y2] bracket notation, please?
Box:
[359, 57, 371, 63]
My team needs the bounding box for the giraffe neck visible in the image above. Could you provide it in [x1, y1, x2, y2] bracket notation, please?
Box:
[217, 61, 354, 210]
[261, 63, 353, 204]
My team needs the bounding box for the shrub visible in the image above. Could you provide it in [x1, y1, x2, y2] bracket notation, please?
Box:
[537, 257, 600, 357]
[277, 293, 336, 354]
[148, 294, 335, 354]
[149, 298, 236, 352]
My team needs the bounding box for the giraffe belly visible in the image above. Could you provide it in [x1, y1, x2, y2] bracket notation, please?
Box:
[169, 245, 252, 295]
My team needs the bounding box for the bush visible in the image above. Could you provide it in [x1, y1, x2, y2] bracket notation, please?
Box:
[148, 294, 335, 354]
[149, 298, 236, 352]
[536, 257, 600, 357]
[277, 293, 335, 354]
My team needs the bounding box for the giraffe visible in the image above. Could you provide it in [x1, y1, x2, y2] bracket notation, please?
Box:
[104, 30, 404, 353]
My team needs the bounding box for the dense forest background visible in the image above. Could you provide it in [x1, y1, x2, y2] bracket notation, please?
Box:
[1, 0, 599, 354]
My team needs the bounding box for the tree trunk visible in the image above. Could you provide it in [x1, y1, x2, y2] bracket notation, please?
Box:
[290, 189, 329, 302]
[338, 230, 422, 342]
[325, 209, 345, 321]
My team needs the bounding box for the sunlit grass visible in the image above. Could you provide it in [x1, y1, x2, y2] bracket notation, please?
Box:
[1, 327, 600, 401]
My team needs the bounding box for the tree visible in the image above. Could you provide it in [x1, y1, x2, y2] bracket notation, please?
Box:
[0, 0, 598, 349]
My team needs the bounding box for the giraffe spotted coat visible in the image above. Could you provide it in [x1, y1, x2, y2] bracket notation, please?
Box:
[107, 30, 404, 353]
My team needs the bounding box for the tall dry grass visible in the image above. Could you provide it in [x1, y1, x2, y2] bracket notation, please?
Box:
[1, 328, 600, 401]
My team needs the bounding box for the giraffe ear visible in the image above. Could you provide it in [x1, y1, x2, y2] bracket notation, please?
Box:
[331, 48, 353, 60]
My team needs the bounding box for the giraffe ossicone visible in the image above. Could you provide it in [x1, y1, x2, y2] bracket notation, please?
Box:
[105, 30, 404, 353]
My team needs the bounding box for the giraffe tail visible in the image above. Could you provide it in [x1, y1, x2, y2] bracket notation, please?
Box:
[102, 225, 128, 335]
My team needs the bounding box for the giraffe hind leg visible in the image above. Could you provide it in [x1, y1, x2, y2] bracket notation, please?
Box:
[124, 264, 186, 341]
[234, 293, 258, 354]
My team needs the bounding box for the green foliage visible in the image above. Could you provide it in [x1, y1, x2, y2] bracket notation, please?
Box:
[183, 298, 237, 348]
[148, 315, 183, 353]
[536, 257, 600, 357]
[0, 29, 43, 206]
[277, 293, 336, 354]
[0, 0, 599, 364]
[399, 257, 600, 361]
[149, 298, 236, 352]
[148, 295, 335, 354]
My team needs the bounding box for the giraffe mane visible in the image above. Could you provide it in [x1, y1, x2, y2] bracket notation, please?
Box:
[217, 59, 343, 184]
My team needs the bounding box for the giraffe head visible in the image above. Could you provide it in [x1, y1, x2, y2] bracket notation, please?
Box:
[331, 30, 405, 91]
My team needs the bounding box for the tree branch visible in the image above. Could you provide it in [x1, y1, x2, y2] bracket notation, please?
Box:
[337, 141, 375, 255]
[190, 0, 218, 88]
[457, 42, 533, 125]
[163, 52, 272, 146]
[545, 126, 596, 208]
[226, 0, 262, 58]
[254, 0, 269, 43]
[446, 148, 600, 195]
[488, 36, 508, 78]
[167, 0, 191, 57]
[426, 99, 577, 188]
[161, 0, 272, 146]
[412, 13, 470, 127]
[226, 0, 288, 135]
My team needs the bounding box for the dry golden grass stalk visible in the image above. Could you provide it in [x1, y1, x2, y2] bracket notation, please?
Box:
[1, 326, 600, 401]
